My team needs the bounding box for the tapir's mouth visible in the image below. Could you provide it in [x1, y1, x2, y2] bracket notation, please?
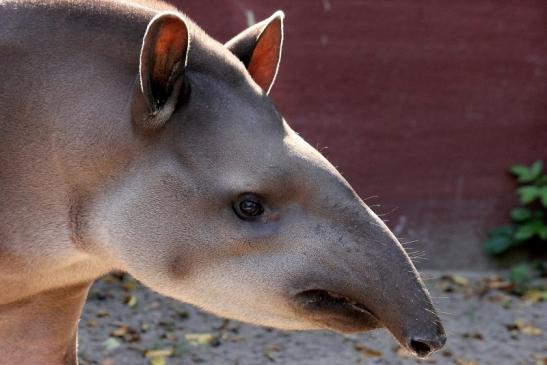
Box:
[292, 289, 381, 333]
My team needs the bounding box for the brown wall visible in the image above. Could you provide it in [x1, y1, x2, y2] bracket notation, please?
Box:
[171, 0, 547, 268]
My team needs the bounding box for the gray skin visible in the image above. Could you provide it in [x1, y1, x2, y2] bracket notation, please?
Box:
[0, 0, 445, 364]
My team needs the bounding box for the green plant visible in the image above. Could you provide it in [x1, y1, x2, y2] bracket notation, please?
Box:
[484, 160, 547, 255]
[508, 263, 536, 294]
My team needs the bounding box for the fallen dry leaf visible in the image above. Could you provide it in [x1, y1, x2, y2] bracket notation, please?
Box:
[97, 309, 110, 318]
[110, 325, 140, 343]
[522, 290, 547, 304]
[449, 274, 470, 286]
[263, 343, 284, 361]
[124, 294, 138, 308]
[520, 325, 543, 336]
[121, 278, 139, 291]
[436, 274, 473, 294]
[111, 326, 128, 337]
[461, 332, 484, 340]
[484, 276, 513, 291]
[353, 343, 382, 357]
[149, 356, 166, 365]
[185, 333, 216, 346]
[144, 347, 174, 358]
[506, 320, 543, 336]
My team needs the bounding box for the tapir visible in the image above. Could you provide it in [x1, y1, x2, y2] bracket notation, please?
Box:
[0, 0, 446, 363]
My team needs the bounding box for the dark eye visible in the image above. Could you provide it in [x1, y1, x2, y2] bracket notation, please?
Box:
[233, 194, 264, 220]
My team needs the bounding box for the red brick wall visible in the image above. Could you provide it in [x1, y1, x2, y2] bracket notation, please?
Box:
[171, 0, 547, 268]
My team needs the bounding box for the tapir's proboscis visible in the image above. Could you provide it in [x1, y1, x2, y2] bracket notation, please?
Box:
[0, 0, 446, 363]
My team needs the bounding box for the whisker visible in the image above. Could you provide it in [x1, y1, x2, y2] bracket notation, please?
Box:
[399, 240, 419, 246]
[377, 207, 398, 217]
[433, 309, 455, 316]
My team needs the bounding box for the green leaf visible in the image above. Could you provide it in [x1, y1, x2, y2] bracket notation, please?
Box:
[102, 337, 121, 352]
[510, 165, 532, 182]
[540, 186, 547, 208]
[511, 207, 532, 222]
[529, 161, 543, 180]
[488, 225, 513, 237]
[514, 224, 535, 241]
[517, 186, 540, 204]
[536, 175, 547, 186]
[511, 161, 543, 183]
[510, 263, 533, 281]
[484, 231, 514, 255]
[514, 220, 544, 241]
[538, 225, 547, 240]
[509, 263, 534, 293]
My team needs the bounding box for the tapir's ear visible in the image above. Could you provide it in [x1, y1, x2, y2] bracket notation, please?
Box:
[225, 11, 284, 94]
[139, 12, 190, 128]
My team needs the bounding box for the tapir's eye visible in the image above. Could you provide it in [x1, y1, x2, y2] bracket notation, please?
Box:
[233, 194, 264, 220]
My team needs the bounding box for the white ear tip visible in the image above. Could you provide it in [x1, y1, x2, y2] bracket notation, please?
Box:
[149, 11, 185, 25]
[272, 10, 285, 21]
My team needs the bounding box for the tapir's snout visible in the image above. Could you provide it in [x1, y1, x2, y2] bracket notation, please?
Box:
[405, 327, 447, 358]
[287, 191, 446, 358]
[291, 278, 445, 358]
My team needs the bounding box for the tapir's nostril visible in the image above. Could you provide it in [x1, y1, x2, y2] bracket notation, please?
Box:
[409, 339, 432, 357]
[408, 335, 446, 358]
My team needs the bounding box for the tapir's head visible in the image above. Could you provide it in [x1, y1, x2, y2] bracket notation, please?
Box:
[85, 10, 445, 357]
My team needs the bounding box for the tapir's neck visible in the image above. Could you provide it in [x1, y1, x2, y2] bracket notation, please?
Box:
[0, 283, 91, 365]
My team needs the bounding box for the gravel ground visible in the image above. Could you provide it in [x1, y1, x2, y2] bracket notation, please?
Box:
[78, 271, 547, 365]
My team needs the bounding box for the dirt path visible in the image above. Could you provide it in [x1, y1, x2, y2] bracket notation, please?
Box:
[78, 272, 547, 365]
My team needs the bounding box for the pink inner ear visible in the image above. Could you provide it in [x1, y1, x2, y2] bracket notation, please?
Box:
[152, 18, 188, 87]
[248, 20, 282, 93]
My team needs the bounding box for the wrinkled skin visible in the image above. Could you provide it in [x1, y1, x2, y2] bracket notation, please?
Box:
[0, 1, 445, 363]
